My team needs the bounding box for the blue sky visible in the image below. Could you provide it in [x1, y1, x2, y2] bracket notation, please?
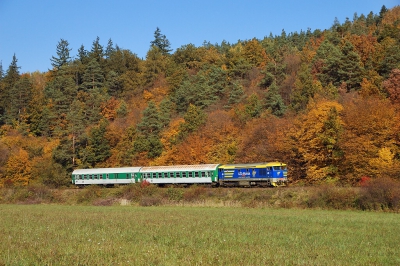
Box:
[0, 0, 398, 73]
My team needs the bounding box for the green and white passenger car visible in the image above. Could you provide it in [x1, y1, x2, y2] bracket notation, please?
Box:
[72, 167, 141, 187]
[140, 164, 220, 185]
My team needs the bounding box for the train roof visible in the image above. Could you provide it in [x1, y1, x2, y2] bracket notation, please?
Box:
[140, 164, 220, 173]
[219, 162, 286, 169]
[72, 167, 142, 175]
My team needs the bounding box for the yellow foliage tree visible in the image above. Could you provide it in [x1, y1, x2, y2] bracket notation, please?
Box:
[5, 148, 32, 186]
[287, 98, 344, 183]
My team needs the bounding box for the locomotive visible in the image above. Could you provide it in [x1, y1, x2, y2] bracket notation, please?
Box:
[72, 162, 287, 187]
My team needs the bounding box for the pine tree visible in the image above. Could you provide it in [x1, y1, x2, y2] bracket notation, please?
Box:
[81, 58, 104, 91]
[264, 82, 286, 116]
[89, 36, 104, 62]
[77, 45, 89, 64]
[338, 41, 364, 91]
[150, 27, 172, 55]
[133, 101, 164, 158]
[1, 54, 21, 124]
[227, 81, 244, 106]
[136, 101, 163, 135]
[5, 75, 33, 125]
[50, 39, 72, 70]
[105, 38, 115, 59]
[178, 104, 207, 139]
[84, 120, 111, 166]
[0, 61, 3, 80]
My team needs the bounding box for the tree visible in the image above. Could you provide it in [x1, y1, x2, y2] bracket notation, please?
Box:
[133, 101, 164, 159]
[313, 40, 342, 88]
[264, 82, 286, 116]
[339, 97, 399, 181]
[77, 44, 89, 64]
[5, 75, 33, 126]
[50, 39, 72, 70]
[105, 38, 116, 59]
[136, 101, 163, 135]
[83, 120, 111, 167]
[383, 69, 400, 105]
[89, 36, 104, 62]
[0, 61, 4, 80]
[338, 41, 364, 91]
[80, 58, 104, 91]
[287, 99, 344, 183]
[150, 27, 172, 55]
[1, 54, 21, 125]
[178, 104, 206, 139]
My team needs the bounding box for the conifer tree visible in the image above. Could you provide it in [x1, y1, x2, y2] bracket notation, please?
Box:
[89, 36, 104, 62]
[150, 27, 172, 55]
[264, 82, 286, 117]
[50, 39, 72, 70]
[77, 45, 89, 64]
[105, 38, 116, 59]
[84, 120, 111, 166]
[2, 54, 20, 124]
[81, 58, 104, 91]
[338, 41, 364, 91]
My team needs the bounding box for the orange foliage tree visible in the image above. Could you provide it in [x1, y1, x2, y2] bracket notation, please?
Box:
[339, 96, 400, 181]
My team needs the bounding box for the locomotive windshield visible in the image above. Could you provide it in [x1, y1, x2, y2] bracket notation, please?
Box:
[273, 166, 287, 170]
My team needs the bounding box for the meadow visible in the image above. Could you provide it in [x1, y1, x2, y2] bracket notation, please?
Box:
[1, 204, 399, 265]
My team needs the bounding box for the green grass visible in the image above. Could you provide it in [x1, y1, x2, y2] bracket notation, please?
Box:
[0, 205, 399, 265]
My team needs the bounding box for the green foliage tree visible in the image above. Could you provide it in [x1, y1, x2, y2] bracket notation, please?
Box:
[80, 58, 104, 91]
[172, 65, 227, 112]
[245, 94, 262, 118]
[1, 54, 21, 125]
[5, 75, 33, 126]
[150, 27, 172, 55]
[178, 104, 207, 139]
[338, 41, 364, 91]
[89, 36, 104, 62]
[314, 40, 342, 87]
[133, 101, 164, 158]
[50, 39, 72, 70]
[83, 120, 111, 167]
[264, 82, 286, 116]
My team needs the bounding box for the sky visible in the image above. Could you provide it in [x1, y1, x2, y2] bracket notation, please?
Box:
[0, 0, 398, 74]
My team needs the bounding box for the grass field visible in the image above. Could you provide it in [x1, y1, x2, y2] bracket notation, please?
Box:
[0, 205, 399, 265]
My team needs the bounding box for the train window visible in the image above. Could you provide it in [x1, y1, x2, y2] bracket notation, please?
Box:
[106, 174, 109, 179]
[189, 172, 193, 178]
[195, 172, 199, 177]
[202, 172, 206, 177]
[182, 172, 187, 178]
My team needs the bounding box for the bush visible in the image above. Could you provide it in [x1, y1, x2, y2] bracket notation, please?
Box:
[183, 185, 207, 202]
[357, 177, 400, 211]
[166, 187, 183, 201]
[305, 185, 358, 210]
[76, 185, 104, 204]
[139, 195, 161, 206]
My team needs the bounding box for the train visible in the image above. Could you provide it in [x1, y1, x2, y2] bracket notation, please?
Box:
[71, 162, 288, 187]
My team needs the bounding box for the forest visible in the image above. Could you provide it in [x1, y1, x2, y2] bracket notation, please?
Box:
[0, 5, 399, 188]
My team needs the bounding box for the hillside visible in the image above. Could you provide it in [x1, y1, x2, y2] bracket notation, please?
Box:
[0, 5, 399, 187]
